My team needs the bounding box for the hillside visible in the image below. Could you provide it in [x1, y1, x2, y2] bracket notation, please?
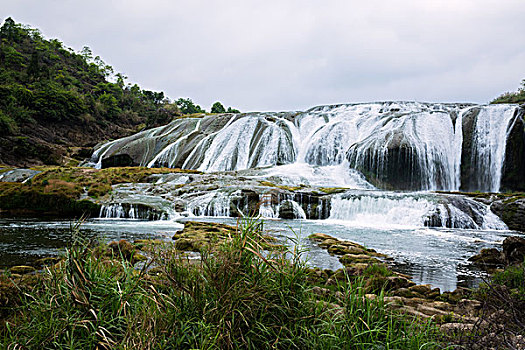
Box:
[0, 17, 181, 166]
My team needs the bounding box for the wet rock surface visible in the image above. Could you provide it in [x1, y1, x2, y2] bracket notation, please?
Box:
[469, 236, 525, 270]
[0, 169, 41, 183]
[491, 198, 525, 232]
[307, 232, 485, 328]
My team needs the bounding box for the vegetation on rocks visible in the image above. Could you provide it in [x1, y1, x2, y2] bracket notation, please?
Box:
[491, 79, 525, 104]
[0, 166, 198, 217]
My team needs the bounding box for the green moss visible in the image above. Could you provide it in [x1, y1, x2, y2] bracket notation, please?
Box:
[319, 187, 347, 195]
[259, 180, 305, 192]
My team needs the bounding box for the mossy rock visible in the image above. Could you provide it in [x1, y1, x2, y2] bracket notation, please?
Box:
[393, 288, 421, 298]
[339, 254, 380, 265]
[409, 284, 433, 296]
[174, 238, 200, 251]
[319, 187, 347, 195]
[318, 238, 339, 248]
[308, 233, 335, 242]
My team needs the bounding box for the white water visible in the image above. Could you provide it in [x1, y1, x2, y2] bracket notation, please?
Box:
[328, 192, 507, 230]
[91, 102, 515, 240]
[90, 102, 519, 192]
[469, 105, 517, 192]
[100, 204, 139, 219]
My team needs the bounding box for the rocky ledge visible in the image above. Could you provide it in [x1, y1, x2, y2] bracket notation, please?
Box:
[468, 235, 525, 270]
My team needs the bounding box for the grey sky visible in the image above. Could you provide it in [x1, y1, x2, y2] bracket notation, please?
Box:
[3, 0, 525, 111]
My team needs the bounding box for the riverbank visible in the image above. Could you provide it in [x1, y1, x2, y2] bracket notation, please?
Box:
[2, 219, 523, 348]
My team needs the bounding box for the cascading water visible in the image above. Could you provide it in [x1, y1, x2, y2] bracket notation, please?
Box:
[469, 105, 517, 192]
[328, 192, 507, 230]
[99, 203, 167, 220]
[89, 102, 520, 193]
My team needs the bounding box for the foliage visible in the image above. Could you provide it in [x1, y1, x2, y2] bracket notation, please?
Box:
[227, 106, 240, 113]
[0, 17, 181, 137]
[2, 217, 443, 349]
[210, 101, 240, 114]
[491, 79, 525, 104]
[176, 97, 205, 115]
[211, 101, 226, 113]
[491, 262, 525, 300]
[452, 263, 525, 348]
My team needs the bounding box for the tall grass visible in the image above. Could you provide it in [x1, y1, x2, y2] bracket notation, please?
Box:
[2, 217, 443, 349]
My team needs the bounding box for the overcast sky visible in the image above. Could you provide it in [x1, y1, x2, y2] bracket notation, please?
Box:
[3, 0, 525, 111]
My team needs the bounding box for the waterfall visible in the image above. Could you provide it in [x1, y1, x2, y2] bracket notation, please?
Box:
[328, 192, 508, 230]
[99, 203, 167, 220]
[186, 192, 232, 217]
[89, 102, 521, 193]
[259, 194, 277, 218]
[469, 105, 517, 192]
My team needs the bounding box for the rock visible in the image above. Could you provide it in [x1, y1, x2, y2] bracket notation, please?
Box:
[409, 284, 432, 296]
[431, 301, 453, 311]
[394, 288, 419, 298]
[0, 169, 41, 183]
[395, 305, 432, 319]
[426, 288, 441, 300]
[502, 236, 525, 265]
[385, 276, 415, 289]
[442, 287, 471, 304]
[174, 238, 199, 251]
[501, 110, 525, 192]
[454, 299, 481, 315]
[101, 154, 136, 168]
[440, 322, 475, 333]
[344, 263, 370, 276]
[364, 275, 413, 294]
[339, 254, 379, 265]
[9, 265, 35, 274]
[278, 200, 296, 219]
[311, 286, 331, 298]
[318, 238, 340, 248]
[415, 304, 452, 318]
[342, 246, 367, 255]
[329, 245, 354, 256]
[230, 190, 259, 217]
[468, 248, 504, 267]
[490, 198, 525, 232]
[108, 239, 135, 260]
[308, 233, 334, 242]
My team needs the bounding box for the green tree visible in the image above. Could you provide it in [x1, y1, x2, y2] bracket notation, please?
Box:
[227, 106, 240, 113]
[176, 98, 205, 114]
[211, 101, 226, 113]
[26, 50, 40, 79]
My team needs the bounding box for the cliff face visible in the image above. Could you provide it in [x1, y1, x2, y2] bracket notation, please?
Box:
[501, 106, 525, 191]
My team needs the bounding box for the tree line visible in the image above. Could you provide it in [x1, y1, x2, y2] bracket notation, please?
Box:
[0, 17, 240, 136]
